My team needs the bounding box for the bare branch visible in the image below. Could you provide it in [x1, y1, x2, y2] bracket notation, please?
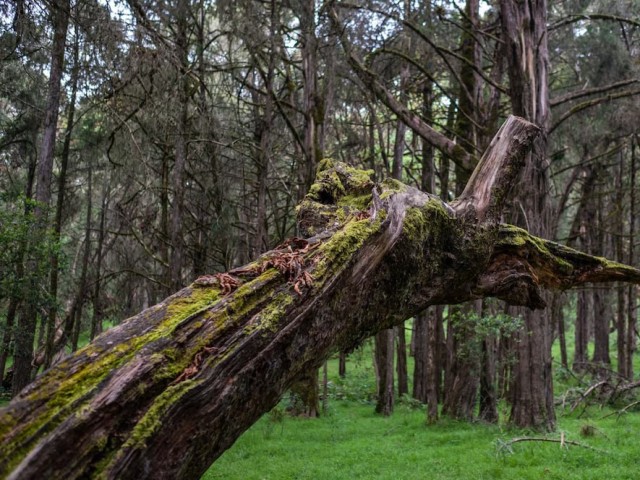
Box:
[498, 436, 605, 453]
[550, 14, 640, 32]
[550, 88, 640, 134]
[551, 78, 639, 107]
[328, 6, 477, 173]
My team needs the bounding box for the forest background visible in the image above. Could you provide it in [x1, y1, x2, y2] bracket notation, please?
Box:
[1, 0, 640, 477]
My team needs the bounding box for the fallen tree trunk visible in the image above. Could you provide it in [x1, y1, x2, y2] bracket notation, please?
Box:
[2, 117, 639, 479]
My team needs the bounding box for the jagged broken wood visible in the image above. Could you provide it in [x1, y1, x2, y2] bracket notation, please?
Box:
[2, 116, 640, 479]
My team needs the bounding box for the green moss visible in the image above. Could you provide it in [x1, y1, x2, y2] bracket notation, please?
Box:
[308, 161, 374, 203]
[244, 291, 295, 335]
[498, 225, 573, 272]
[229, 269, 279, 318]
[0, 286, 223, 469]
[122, 380, 199, 450]
[314, 217, 384, 282]
[379, 178, 406, 198]
[402, 207, 428, 242]
[166, 287, 221, 328]
[316, 158, 334, 173]
[337, 193, 372, 210]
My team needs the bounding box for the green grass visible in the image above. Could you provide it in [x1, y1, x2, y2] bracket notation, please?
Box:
[204, 400, 640, 480]
[204, 327, 640, 480]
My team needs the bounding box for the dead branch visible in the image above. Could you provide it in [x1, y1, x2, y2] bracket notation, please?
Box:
[550, 78, 639, 107]
[550, 14, 640, 31]
[550, 88, 640, 134]
[328, 5, 478, 173]
[497, 436, 606, 454]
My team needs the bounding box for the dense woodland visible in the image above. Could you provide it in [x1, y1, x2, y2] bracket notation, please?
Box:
[1, 0, 640, 477]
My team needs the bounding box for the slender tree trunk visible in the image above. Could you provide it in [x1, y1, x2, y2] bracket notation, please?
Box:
[592, 287, 610, 367]
[554, 294, 568, 369]
[396, 324, 408, 397]
[168, 0, 190, 293]
[615, 147, 628, 377]
[71, 166, 93, 352]
[338, 352, 346, 378]
[300, 0, 319, 191]
[626, 137, 637, 378]
[573, 290, 589, 372]
[375, 329, 395, 416]
[12, 0, 69, 397]
[479, 335, 497, 423]
[91, 178, 111, 341]
[45, 19, 80, 367]
[412, 311, 428, 402]
[426, 306, 443, 423]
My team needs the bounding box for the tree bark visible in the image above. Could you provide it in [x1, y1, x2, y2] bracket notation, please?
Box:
[442, 302, 480, 420]
[412, 311, 428, 403]
[4, 117, 640, 479]
[626, 136, 637, 378]
[396, 324, 408, 397]
[479, 334, 498, 423]
[45, 15, 79, 367]
[374, 329, 395, 416]
[12, 0, 70, 396]
[500, 0, 555, 431]
[574, 290, 589, 372]
[168, 0, 190, 293]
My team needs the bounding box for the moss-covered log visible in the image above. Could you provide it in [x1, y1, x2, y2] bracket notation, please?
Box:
[2, 116, 639, 479]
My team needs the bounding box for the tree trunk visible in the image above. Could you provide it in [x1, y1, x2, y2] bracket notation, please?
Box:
[478, 335, 498, 423]
[338, 351, 347, 377]
[91, 177, 111, 340]
[412, 311, 428, 403]
[5, 117, 638, 479]
[573, 290, 589, 372]
[500, 0, 555, 431]
[288, 369, 319, 417]
[426, 306, 443, 423]
[553, 294, 568, 369]
[615, 148, 628, 377]
[12, 0, 69, 397]
[396, 324, 408, 397]
[626, 136, 637, 378]
[442, 303, 480, 420]
[168, 0, 190, 293]
[592, 287, 611, 367]
[45, 17, 79, 368]
[374, 329, 395, 416]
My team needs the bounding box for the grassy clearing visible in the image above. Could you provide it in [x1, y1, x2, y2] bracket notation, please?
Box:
[204, 398, 640, 480]
[205, 328, 640, 480]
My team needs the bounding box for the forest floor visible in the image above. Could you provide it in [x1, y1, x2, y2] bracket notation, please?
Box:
[205, 339, 640, 480]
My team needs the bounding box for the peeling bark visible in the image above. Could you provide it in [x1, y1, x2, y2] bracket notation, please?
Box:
[2, 117, 640, 479]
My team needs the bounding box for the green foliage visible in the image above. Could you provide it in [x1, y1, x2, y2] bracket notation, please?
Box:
[0, 195, 62, 308]
[450, 308, 523, 362]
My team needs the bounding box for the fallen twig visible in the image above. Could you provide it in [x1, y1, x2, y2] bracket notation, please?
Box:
[601, 400, 640, 420]
[496, 435, 607, 456]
